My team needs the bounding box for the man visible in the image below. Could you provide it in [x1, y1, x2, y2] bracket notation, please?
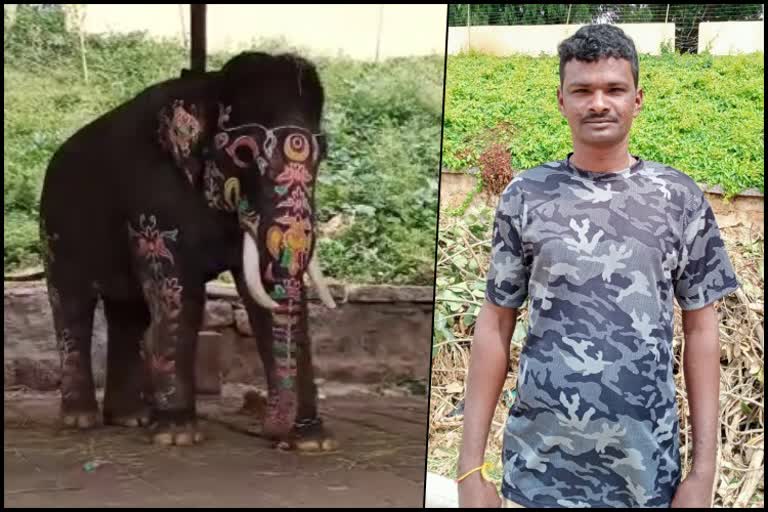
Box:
[457, 24, 740, 508]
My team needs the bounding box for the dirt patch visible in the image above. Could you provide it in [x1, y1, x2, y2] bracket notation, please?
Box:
[4, 389, 427, 507]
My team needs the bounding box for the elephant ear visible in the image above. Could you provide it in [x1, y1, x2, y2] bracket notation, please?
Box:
[157, 99, 207, 186]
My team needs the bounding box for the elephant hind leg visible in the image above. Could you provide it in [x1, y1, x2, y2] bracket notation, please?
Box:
[102, 297, 152, 427]
[46, 278, 99, 429]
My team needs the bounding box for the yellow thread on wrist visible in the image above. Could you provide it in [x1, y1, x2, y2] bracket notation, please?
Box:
[456, 462, 493, 483]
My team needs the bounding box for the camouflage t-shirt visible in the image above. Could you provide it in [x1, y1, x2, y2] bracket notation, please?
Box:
[486, 155, 740, 508]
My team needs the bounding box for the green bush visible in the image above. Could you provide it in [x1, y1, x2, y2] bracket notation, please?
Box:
[443, 52, 764, 197]
[4, 10, 442, 285]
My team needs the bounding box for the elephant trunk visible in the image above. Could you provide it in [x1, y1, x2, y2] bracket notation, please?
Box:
[251, 210, 312, 438]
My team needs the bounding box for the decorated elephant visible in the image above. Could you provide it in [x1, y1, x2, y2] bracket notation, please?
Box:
[38, 51, 339, 450]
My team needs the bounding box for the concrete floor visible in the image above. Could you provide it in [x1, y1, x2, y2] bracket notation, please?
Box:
[4, 388, 428, 508]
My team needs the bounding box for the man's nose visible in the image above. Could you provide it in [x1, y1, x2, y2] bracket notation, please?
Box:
[589, 91, 609, 114]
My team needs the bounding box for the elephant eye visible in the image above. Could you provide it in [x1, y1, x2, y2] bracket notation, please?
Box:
[234, 145, 255, 165]
[226, 135, 261, 168]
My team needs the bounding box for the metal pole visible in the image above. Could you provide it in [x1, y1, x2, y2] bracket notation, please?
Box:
[665, 4, 670, 24]
[566, 4, 572, 25]
[190, 4, 206, 72]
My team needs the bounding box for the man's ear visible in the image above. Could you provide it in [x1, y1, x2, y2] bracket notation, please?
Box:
[157, 99, 207, 186]
[633, 87, 644, 118]
[556, 86, 566, 115]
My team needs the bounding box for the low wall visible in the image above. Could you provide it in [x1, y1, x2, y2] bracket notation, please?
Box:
[699, 21, 764, 55]
[4, 281, 434, 391]
[448, 23, 675, 56]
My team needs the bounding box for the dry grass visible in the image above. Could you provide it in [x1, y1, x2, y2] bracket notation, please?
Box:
[428, 209, 764, 507]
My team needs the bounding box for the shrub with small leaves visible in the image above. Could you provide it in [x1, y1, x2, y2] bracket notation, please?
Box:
[478, 142, 514, 195]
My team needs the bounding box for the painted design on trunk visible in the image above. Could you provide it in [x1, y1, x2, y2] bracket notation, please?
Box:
[266, 220, 312, 277]
[264, 142, 316, 419]
[276, 162, 313, 188]
[276, 187, 310, 212]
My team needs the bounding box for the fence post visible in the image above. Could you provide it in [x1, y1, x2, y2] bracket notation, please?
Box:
[64, 4, 89, 84]
[178, 4, 188, 49]
[375, 4, 384, 63]
[665, 4, 670, 24]
[467, 4, 471, 52]
[566, 4, 572, 25]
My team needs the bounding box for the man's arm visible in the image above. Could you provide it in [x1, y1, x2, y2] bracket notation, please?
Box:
[457, 300, 518, 505]
[671, 303, 721, 508]
[681, 303, 720, 479]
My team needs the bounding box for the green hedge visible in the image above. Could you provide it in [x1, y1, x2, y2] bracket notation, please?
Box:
[4, 7, 442, 284]
[443, 51, 764, 197]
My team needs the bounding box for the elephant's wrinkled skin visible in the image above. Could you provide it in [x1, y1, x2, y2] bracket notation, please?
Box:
[38, 52, 338, 449]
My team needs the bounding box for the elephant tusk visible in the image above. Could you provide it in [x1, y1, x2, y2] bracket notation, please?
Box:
[242, 232, 279, 310]
[307, 255, 336, 309]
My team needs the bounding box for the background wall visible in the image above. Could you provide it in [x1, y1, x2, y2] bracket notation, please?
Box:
[698, 21, 765, 54]
[448, 23, 675, 56]
[65, 4, 448, 61]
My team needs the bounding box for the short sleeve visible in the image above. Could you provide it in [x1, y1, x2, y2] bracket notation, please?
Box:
[674, 194, 740, 310]
[486, 184, 530, 308]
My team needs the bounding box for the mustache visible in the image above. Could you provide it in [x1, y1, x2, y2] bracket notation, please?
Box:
[582, 114, 618, 123]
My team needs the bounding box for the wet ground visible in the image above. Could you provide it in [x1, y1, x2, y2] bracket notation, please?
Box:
[4, 386, 427, 507]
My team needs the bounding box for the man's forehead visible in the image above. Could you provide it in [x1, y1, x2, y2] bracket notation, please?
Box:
[562, 57, 634, 85]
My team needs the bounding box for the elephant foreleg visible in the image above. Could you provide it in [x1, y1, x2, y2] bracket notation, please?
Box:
[292, 290, 337, 451]
[128, 214, 205, 446]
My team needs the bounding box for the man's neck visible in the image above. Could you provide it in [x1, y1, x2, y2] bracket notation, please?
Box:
[570, 142, 634, 172]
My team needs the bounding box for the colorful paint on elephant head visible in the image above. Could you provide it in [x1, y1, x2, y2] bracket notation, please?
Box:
[207, 102, 324, 276]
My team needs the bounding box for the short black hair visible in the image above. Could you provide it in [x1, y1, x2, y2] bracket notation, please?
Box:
[558, 24, 639, 88]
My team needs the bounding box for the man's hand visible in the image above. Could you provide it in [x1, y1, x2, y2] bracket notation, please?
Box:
[670, 470, 715, 508]
[458, 301, 518, 509]
[457, 472, 502, 508]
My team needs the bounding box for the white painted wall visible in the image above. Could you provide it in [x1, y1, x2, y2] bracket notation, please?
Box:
[68, 4, 447, 61]
[448, 23, 675, 56]
[698, 21, 764, 55]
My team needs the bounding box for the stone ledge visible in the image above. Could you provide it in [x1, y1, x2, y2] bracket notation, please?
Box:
[206, 282, 434, 304]
[4, 281, 434, 391]
[4, 280, 435, 305]
[441, 167, 765, 199]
